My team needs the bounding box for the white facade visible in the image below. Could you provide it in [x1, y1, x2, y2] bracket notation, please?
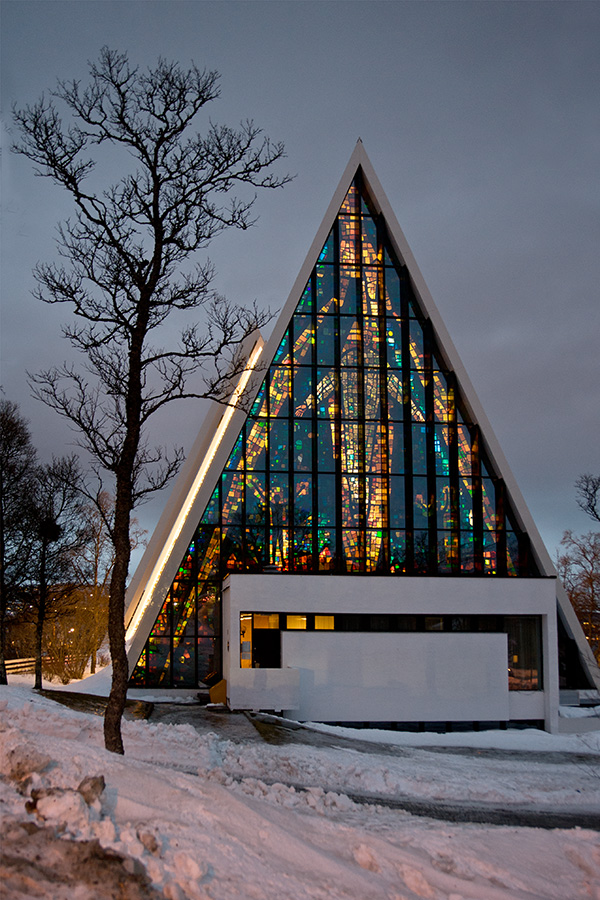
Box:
[223, 574, 559, 731]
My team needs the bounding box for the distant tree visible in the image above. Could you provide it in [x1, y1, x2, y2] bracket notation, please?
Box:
[0, 399, 37, 684]
[576, 474, 600, 525]
[13, 48, 289, 752]
[27, 455, 90, 689]
[557, 530, 600, 663]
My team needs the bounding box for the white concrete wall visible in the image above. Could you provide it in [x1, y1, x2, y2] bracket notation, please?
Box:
[222, 574, 558, 729]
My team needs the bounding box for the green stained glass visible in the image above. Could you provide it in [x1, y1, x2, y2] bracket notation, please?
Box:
[436, 478, 453, 529]
[410, 370, 426, 421]
[482, 478, 496, 530]
[459, 480, 474, 529]
[246, 472, 265, 517]
[251, 381, 268, 418]
[457, 425, 472, 476]
[297, 280, 313, 313]
[461, 532, 475, 572]
[390, 531, 407, 572]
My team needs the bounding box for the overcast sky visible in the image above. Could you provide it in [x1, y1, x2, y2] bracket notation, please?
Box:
[1, 0, 599, 568]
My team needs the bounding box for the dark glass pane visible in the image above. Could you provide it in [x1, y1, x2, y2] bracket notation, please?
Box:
[293, 366, 313, 417]
[389, 422, 404, 473]
[506, 531, 519, 576]
[437, 532, 458, 573]
[269, 420, 289, 470]
[317, 419, 336, 471]
[506, 617, 541, 690]
[172, 637, 196, 686]
[316, 265, 336, 314]
[198, 584, 219, 636]
[387, 372, 404, 421]
[413, 476, 430, 528]
[412, 424, 427, 475]
[317, 473, 336, 525]
[197, 637, 217, 683]
[147, 637, 171, 686]
[339, 266, 359, 314]
[150, 597, 170, 636]
[361, 216, 378, 265]
[482, 478, 496, 530]
[459, 479, 473, 529]
[460, 531, 475, 572]
[385, 268, 401, 318]
[246, 472, 265, 518]
[293, 527, 313, 571]
[293, 421, 314, 471]
[250, 381, 268, 418]
[292, 315, 314, 366]
[316, 316, 336, 366]
[413, 530, 430, 573]
[409, 319, 425, 369]
[339, 317, 360, 366]
[389, 475, 405, 528]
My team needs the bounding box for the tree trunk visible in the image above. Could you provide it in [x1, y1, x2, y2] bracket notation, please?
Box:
[103, 503, 131, 754]
[0, 468, 7, 685]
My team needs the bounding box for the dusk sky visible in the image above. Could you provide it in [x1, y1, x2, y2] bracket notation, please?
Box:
[1, 0, 599, 568]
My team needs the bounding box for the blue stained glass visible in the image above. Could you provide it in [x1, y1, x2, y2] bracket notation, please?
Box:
[459, 480, 473, 529]
[340, 369, 359, 419]
[269, 420, 289, 470]
[389, 422, 404, 473]
[318, 229, 335, 263]
[389, 476, 405, 527]
[412, 424, 427, 475]
[293, 421, 313, 471]
[200, 486, 219, 524]
[339, 318, 360, 366]
[273, 329, 290, 365]
[317, 419, 336, 471]
[409, 319, 425, 368]
[294, 476, 312, 523]
[390, 531, 407, 572]
[385, 268, 401, 317]
[362, 267, 379, 316]
[293, 316, 314, 366]
[410, 370, 426, 421]
[362, 216, 379, 265]
[316, 315, 336, 366]
[413, 477, 430, 527]
[225, 432, 244, 471]
[293, 366, 313, 418]
[317, 473, 336, 525]
[436, 478, 453, 529]
[316, 367, 337, 418]
[434, 425, 450, 475]
[386, 317, 402, 368]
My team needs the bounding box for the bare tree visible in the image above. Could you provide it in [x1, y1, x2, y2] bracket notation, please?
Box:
[28, 455, 90, 689]
[557, 530, 600, 664]
[576, 474, 600, 525]
[13, 48, 289, 752]
[0, 399, 37, 684]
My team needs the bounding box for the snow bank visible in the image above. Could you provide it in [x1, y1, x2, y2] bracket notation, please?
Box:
[1, 683, 599, 900]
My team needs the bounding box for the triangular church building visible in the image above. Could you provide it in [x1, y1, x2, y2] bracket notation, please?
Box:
[124, 142, 599, 732]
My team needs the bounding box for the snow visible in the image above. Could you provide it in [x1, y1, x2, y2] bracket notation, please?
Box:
[1, 678, 600, 900]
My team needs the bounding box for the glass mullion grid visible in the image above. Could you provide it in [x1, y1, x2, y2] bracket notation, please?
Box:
[401, 269, 414, 572]
[446, 372, 461, 574]
[470, 425, 484, 574]
[423, 319, 437, 574]
[378, 221, 391, 572]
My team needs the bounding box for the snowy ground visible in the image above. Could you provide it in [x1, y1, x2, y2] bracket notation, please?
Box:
[1, 676, 600, 900]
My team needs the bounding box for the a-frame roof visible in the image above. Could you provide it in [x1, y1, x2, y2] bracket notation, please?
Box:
[123, 141, 598, 689]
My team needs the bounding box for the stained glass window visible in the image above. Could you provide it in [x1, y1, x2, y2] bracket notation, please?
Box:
[131, 174, 539, 688]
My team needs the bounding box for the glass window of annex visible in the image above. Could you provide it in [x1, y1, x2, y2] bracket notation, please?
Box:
[130, 175, 539, 689]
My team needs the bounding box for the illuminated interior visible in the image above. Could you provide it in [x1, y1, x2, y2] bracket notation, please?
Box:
[130, 175, 538, 688]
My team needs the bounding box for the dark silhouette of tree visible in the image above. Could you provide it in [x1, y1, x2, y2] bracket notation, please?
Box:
[576, 474, 600, 525]
[13, 48, 289, 752]
[0, 399, 37, 684]
[557, 530, 600, 664]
